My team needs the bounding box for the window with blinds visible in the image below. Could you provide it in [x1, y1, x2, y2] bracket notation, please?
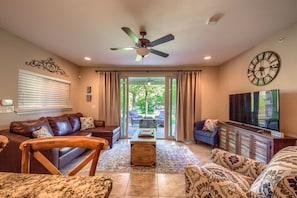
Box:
[18, 69, 72, 114]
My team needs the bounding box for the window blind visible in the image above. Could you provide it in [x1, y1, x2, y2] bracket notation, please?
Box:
[18, 69, 72, 114]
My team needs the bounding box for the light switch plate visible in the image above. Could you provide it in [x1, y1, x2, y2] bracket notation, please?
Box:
[0, 106, 14, 113]
[1, 99, 13, 106]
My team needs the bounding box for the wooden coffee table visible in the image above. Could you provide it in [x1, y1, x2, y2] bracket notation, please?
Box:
[130, 128, 156, 166]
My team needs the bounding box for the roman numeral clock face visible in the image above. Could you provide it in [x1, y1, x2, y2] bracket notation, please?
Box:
[247, 51, 281, 86]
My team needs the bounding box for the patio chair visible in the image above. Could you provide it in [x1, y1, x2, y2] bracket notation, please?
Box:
[129, 110, 143, 126]
[155, 110, 165, 127]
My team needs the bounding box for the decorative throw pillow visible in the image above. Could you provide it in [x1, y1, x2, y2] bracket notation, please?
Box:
[80, 117, 95, 130]
[32, 127, 53, 138]
[250, 146, 297, 197]
[202, 119, 218, 132]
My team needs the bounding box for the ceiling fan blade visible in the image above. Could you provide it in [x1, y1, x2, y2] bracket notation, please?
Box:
[121, 27, 139, 43]
[110, 47, 135, 50]
[150, 49, 169, 57]
[135, 55, 142, 61]
[150, 34, 174, 47]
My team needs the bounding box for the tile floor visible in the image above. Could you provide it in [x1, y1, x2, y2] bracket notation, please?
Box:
[65, 139, 212, 198]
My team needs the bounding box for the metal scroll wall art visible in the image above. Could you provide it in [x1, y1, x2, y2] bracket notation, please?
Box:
[25, 57, 68, 77]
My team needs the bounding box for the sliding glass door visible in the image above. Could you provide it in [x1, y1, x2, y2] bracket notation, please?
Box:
[120, 75, 176, 139]
[167, 77, 177, 138]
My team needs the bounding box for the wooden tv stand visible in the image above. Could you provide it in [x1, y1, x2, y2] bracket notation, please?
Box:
[217, 121, 297, 163]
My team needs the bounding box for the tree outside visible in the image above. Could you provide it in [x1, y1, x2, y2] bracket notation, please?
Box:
[129, 82, 165, 116]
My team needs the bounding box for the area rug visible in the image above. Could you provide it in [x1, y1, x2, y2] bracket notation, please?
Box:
[93, 143, 201, 174]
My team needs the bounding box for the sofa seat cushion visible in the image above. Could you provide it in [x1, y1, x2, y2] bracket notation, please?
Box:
[250, 146, 297, 197]
[47, 116, 73, 136]
[67, 131, 92, 137]
[10, 117, 54, 138]
[59, 147, 73, 156]
[203, 162, 255, 191]
[58, 131, 92, 156]
[194, 130, 212, 137]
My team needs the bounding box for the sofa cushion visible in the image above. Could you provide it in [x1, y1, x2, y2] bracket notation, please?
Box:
[58, 131, 92, 160]
[47, 115, 73, 136]
[202, 119, 218, 132]
[80, 117, 95, 130]
[59, 147, 74, 156]
[211, 148, 266, 179]
[250, 146, 297, 197]
[67, 131, 92, 137]
[203, 162, 254, 191]
[10, 117, 54, 138]
[67, 113, 83, 132]
[32, 127, 53, 138]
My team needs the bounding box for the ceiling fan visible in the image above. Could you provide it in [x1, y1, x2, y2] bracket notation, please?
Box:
[111, 27, 174, 61]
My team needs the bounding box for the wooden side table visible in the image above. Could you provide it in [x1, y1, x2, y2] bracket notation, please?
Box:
[130, 128, 156, 166]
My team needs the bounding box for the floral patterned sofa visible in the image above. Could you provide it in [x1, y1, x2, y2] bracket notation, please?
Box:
[184, 146, 297, 198]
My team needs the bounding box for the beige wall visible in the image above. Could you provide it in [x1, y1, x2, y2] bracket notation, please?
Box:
[200, 66, 219, 120]
[0, 28, 81, 130]
[76, 67, 100, 119]
[218, 23, 297, 138]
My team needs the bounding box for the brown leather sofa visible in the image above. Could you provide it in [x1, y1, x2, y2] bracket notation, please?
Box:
[0, 113, 120, 174]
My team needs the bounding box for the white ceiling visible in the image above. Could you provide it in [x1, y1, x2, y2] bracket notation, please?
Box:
[1, 0, 297, 67]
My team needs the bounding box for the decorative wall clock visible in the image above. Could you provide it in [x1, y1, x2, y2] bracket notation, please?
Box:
[247, 51, 281, 86]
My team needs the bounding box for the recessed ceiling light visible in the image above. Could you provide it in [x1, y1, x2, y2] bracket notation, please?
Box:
[84, 57, 91, 61]
[204, 56, 212, 60]
[278, 36, 285, 43]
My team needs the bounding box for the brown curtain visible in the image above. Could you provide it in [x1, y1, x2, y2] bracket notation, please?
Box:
[175, 71, 201, 141]
[97, 71, 120, 126]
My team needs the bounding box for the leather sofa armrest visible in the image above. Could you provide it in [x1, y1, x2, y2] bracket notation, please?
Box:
[0, 130, 30, 172]
[0, 129, 59, 174]
[94, 120, 105, 127]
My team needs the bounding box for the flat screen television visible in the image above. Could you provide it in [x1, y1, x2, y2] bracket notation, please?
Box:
[229, 89, 280, 131]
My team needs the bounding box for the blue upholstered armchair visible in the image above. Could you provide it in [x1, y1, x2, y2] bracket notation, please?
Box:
[193, 120, 218, 148]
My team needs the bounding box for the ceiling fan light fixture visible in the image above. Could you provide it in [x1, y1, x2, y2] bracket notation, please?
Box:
[111, 27, 173, 60]
[136, 47, 150, 57]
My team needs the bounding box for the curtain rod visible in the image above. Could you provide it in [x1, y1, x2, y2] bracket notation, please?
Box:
[95, 69, 202, 73]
